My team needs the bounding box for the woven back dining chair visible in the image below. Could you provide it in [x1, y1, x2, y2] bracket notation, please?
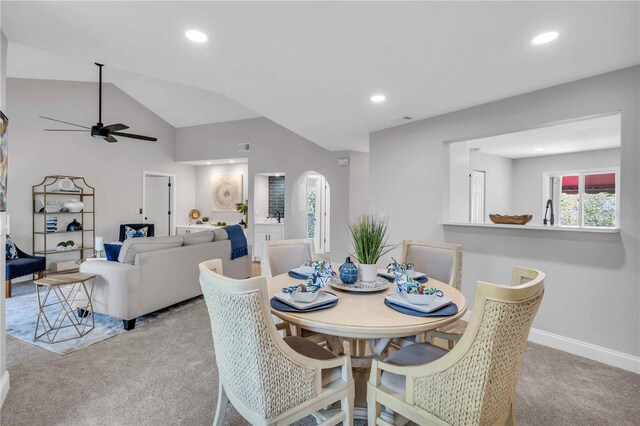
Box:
[368, 267, 545, 426]
[199, 260, 354, 426]
[262, 238, 316, 278]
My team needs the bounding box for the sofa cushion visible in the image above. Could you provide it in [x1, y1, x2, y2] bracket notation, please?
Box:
[118, 236, 184, 264]
[124, 225, 149, 240]
[213, 229, 229, 241]
[182, 230, 214, 246]
[6, 234, 18, 260]
[104, 242, 123, 261]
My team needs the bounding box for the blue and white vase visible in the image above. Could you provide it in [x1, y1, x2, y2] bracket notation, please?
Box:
[339, 257, 358, 284]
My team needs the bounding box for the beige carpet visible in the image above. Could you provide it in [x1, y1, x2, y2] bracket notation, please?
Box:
[2, 278, 639, 425]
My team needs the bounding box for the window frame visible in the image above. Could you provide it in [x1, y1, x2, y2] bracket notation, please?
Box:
[542, 167, 620, 229]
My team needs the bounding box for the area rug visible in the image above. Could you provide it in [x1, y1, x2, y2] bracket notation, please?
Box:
[6, 289, 204, 355]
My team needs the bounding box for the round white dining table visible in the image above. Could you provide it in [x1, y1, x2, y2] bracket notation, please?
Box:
[267, 268, 467, 419]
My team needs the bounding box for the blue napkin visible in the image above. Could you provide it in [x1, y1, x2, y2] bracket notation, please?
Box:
[288, 271, 311, 280]
[384, 298, 458, 317]
[378, 273, 429, 284]
[270, 297, 338, 313]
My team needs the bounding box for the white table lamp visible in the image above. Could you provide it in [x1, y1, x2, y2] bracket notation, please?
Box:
[94, 236, 104, 258]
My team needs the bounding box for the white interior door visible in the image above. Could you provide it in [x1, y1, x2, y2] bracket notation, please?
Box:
[144, 175, 172, 236]
[319, 178, 330, 253]
[469, 170, 486, 223]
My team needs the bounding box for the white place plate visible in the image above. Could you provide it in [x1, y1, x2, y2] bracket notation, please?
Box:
[290, 266, 316, 276]
[377, 269, 427, 281]
[385, 292, 452, 313]
[274, 291, 337, 310]
[329, 276, 389, 293]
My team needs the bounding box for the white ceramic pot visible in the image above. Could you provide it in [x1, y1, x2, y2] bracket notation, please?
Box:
[358, 263, 378, 283]
[63, 199, 84, 213]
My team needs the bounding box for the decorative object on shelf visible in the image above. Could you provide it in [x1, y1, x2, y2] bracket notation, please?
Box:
[40, 63, 157, 143]
[46, 216, 58, 233]
[124, 225, 148, 239]
[45, 200, 61, 213]
[189, 209, 201, 220]
[215, 221, 227, 226]
[235, 199, 248, 228]
[196, 220, 203, 224]
[0, 110, 8, 212]
[57, 177, 79, 192]
[348, 214, 394, 283]
[66, 219, 82, 231]
[212, 174, 243, 212]
[60, 207, 70, 213]
[94, 236, 104, 258]
[202, 216, 209, 223]
[56, 240, 76, 251]
[489, 214, 533, 225]
[63, 199, 84, 213]
[339, 256, 358, 284]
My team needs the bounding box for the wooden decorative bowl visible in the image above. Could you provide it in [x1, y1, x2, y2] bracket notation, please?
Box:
[489, 214, 533, 225]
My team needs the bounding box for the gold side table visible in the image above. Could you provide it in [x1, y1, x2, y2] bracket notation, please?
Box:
[34, 272, 96, 343]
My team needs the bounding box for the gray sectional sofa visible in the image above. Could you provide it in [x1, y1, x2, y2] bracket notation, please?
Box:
[79, 230, 250, 329]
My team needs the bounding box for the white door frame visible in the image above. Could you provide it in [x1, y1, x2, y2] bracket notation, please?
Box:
[142, 171, 176, 236]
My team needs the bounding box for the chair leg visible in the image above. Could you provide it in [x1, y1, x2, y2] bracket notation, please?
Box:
[341, 384, 355, 426]
[448, 339, 455, 350]
[5, 280, 11, 298]
[367, 386, 382, 426]
[213, 381, 229, 426]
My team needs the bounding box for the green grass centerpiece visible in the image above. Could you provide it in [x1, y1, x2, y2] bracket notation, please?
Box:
[348, 214, 394, 282]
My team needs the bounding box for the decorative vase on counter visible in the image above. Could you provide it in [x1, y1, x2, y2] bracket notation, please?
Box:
[66, 219, 82, 231]
[339, 257, 358, 284]
[358, 263, 378, 283]
[63, 199, 84, 213]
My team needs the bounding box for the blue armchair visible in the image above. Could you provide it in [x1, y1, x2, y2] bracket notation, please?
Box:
[6, 244, 46, 298]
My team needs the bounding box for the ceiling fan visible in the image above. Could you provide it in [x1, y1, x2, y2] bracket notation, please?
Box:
[40, 63, 157, 143]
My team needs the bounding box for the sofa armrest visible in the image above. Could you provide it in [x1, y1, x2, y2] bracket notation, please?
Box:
[79, 260, 141, 320]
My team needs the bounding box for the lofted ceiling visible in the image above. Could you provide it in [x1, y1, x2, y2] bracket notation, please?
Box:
[2, 1, 638, 152]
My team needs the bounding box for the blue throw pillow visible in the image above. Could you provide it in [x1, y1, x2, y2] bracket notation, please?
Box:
[6, 234, 18, 260]
[124, 225, 148, 240]
[104, 243, 123, 262]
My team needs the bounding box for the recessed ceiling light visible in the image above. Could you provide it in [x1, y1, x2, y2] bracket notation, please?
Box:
[206, 161, 212, 165]
[370, 94, 386, 103]
[185, 30, 208, 43]
[532, 31, 559, 45]
[534, 148, 545, 152]
[230, 160, 235, 163]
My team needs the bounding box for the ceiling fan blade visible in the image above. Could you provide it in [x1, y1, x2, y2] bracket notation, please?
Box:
[39, 116, 90, 129]
[44, 129, 90, 132]
[102, 123, 129, 132]
[104, 135, 118, 143]
[111, 132, 157, 142]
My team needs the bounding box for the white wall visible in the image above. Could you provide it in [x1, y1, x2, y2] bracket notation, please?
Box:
[512, 148, 620, 222]
[194, 162, 248, 225]
[469, 151, 513, 221]
[253, 174, 269, 220]
[0, 28, 9, 407]
[176, 117, 352, 261]
[7, 78, 196, 252]
[369, 66, 640, 368]
[348, 151, 369, 217]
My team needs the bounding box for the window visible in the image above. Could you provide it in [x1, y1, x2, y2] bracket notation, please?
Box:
[546, 169, 619, 228]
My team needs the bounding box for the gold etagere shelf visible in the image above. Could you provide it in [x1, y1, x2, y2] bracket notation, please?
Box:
[32, 175, 96, 275]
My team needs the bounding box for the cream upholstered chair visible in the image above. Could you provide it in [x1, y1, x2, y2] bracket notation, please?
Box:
[199, 260, 354, 426]
[262, 238, 316, 278]
[401, 240, 463, 347]
[368, 267, 545, 426]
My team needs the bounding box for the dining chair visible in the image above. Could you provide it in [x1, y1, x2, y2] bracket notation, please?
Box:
[400, 240, 463, 348]
[199, 260, 354, 426]
[262, 238, 316, 278]
[368, 267, 545, 426]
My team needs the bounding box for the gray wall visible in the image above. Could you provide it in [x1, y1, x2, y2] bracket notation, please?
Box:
[6, 78, 196, 252]
[469, 151, 513, 221]
[369, 66, 639, 358]
[176, 117, 352, 261]
[512, 148, 620, 222]
[348, 151, 370, 217]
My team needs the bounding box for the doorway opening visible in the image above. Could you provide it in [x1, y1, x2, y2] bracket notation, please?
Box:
[296, 172, 330, 255]
[142, 171, 175, 236]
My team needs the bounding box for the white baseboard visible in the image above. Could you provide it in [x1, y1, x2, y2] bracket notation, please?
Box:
[0, 371, 9, 407]
[459, 310, 639, 374]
